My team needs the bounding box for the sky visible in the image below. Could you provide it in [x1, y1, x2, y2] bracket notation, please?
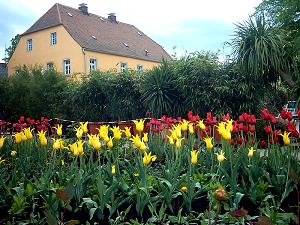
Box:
[0, 0, 262, 62]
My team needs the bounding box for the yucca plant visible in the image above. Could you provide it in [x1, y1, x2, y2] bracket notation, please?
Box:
[141, 61, 183, 118]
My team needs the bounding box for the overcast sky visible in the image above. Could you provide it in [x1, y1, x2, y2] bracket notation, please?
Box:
[0, 0, 261, 62]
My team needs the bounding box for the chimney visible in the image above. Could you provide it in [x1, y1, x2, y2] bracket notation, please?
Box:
[108, 13, 117, 23]
[79, 3, 88, 15]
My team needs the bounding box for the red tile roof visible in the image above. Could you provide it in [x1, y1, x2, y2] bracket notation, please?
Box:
[23, 3, 171, 62]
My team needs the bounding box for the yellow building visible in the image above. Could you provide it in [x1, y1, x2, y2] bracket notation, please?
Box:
[8, 3, 171, 76]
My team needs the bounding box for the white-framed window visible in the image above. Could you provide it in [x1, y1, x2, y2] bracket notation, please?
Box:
[120, 62, 128, 72]
[51, 32, 57, 45]
[27, 39, 32, 51]
[137, 64, 143, 72]
[47, 62, 54, 70]
[90, 58, 97, 72]
[63, 59, 71, 75]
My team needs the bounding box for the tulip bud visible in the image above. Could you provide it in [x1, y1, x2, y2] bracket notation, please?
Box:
[214, 187, 227, 201]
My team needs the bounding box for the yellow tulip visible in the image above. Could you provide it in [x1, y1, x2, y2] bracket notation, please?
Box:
[79, 121, 89, 134]
[248, 147, 256, 157]
[103, 135, 110, 143]
[20, 132, 27, 141]
[139, 141, 147, 152]
[23, 127, 34, 140]
[111, 165, 116, 174]
[203, 137, 213, 150]
[37, 130, 47, 146]
[107, 137, 114, 148]
[0, 136, 6, 149]
[279, 131, 291, 145]
[111, 126, 122, 140]
[69, 142, 77, 152]
[52, 138, 64, 150]
[73, 141, 84, 157]
[216, 122, 231, 141]
[174, 124, 182, 138]
[11, 150, 17, 157]
[75, 127, 83, 139]
[167, 135, 174, 145]
[122, 127, 132, 138]
[188, 124, 194, 135]
[226, 119, 234, 132]
[54, 124, 63, 136]
[76, 140, 84, 155]
[142, 133, 149, 143]
[0, 155, 6, 165]
[180, 120, 189, 132]
[87, 134, 95, 146]
[131, 134, 142, 148]
[14, 132, 22, 144]
[191, 150, 198, 165]
[133, 119, 145, 132]
[180, 186, 188, 192]
[175, 138, 184, 149]
[142, 152, 157, 166]
[197, 120, 206, 130]
[216, 150, 226, 162]
[97, 125, 109, 140]
[93, 135, 101, 151]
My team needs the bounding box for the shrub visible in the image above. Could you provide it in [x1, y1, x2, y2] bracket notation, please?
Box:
[140, 61, 183, 117]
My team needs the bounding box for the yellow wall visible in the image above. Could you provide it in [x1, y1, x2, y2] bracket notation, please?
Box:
[8, 25, 83, 76]
[8, 25, 161, 76]
[84, 50, 160, 74]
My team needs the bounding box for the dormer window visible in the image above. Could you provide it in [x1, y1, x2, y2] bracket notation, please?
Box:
[51, 32, 57, 45]
[144, 49, 149, 56]
[92, 35, 97, 40]
[27, 39, 32, 51]
[67, 12, 73, 17]
[123, 42, 128, 47]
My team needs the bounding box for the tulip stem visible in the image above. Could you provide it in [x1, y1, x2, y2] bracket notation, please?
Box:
[213, 203, 220, 225]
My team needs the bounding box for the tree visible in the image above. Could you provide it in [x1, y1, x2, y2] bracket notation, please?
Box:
[4, 34, 20, 62]
[230, 16, 295, 88]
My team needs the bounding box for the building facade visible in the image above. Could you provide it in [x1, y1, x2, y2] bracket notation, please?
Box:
[8, 3, 171, 76]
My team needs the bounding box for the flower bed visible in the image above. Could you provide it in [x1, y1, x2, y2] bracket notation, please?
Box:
[0, 109, 299, 224]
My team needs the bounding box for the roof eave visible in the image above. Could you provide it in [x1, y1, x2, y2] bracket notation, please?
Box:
[83, 48, 166, 63]
[21, 23, 63, 36]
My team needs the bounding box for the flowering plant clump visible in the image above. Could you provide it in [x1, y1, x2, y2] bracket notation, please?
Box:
[0, 109, 299, 224]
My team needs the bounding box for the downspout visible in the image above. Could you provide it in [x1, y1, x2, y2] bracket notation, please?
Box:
[82, 47, 87, 79]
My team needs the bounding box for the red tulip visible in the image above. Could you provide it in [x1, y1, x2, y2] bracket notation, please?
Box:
[19, 116, 25, 123]
[247, 115, 256, 124]
[261, 109, 270, 120]
[248, 124, 255, 132]
[236, 137, 243, 144]
[287, 112, 293, 121]
[230, 139, 235, 145]
[238, 115, 244, 122]
[280, 109, 288, 120]
[269, 114, 277, 124]
[264, 126, 272, 134]
[259, 140, 267, 148]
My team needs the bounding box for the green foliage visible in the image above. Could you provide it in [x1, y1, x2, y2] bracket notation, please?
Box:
[3, 66, 69, 120]
[141, 62, 183, 117]
[0, 115, 299, 224]
[230, 16, 294, 87]
[67, 70, 145, 121]
[4, 34, 20, 62]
